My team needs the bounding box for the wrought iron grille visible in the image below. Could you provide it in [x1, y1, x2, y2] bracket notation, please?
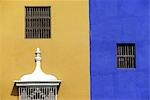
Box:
[117, 43, 136, 68]
[19, 86, 57, 100]
[25, 7, 51, 39]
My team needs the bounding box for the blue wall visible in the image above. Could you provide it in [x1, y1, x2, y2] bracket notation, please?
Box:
[90, 0, 149, 99]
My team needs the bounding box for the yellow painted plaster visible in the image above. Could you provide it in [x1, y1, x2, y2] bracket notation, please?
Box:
[0, 0, 89, 100]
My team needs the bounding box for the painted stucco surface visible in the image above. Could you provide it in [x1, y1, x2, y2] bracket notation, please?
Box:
[0, 0, 90, 100]
[90, 0, 149, 99]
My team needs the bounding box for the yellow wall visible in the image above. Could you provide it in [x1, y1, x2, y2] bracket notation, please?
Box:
[0, 0, 89, 100]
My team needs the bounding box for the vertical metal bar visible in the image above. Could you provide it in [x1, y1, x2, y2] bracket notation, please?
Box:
[44, 7, 45, 17]
[24, 87, 26, 100]
[45, 87, 46, 99]
[127, 45, 129, 55]
[53, 87, 55, 100]
[30, 8, 31, 18]
[126, 45, 128, 55]
[129, 57, 130, 68]
[41, 87, 43, 100]
[122, 46, 123, 56]
[127, 46, 129, 68]
[32, 29, 34, 38]
[40, 18, 41, 30]
[120, 46, 122, 56]
[30, 18, 32, 29]
[27, 87, 28, 100]
[51, 87, 53, 100]
[36, 87, 38, 100]
[26, 87, 28, 100]
[32, 8, 34, 17]
[127, 57, 128, 68]
[123, 46, 125, 55]
[46, 7, 48, 17]
[132, 57, 134, 68]
[120, 46, 122, 68]
[36, 7, 37, 17]
[41, 8, 43, 17]
[46, 19, 48, 29]
[125, 46, 127, 68]
[49, 87, 50, 99]
[52, 87, 54, 100]
[49, 29, 50, 38]
[40, 8, 43, 17]
[19, 87, 21, 100]
[44, 87, 46, 100]
[38, 7, 39, 17]
[20, 88, 22, 100]
[40, 7, 41, 17]
[123, 57, 125, 68]
[29, 29, 33, 38]
[117, 58, 119, 68]
[118, 46, 119, 55]
[26, 29, 27, 38]
[22, 88, 24, 100]
[119, 58, 121, 68]
[42, 87, 46, 100]
[52, 87, 53, 100]
[45, 87, 47, 100]
[132, 46, 133, 56]
[29, 19, 30, 28]
[34, 7, 36, 17]
[46, 7, 47, 17]
[47, 29, 49, 38]
[43, 29, 45, 38]
[28, 87, 30, 100]
[46, 29, 48, 38]
[131, 56, 132, 68]
[28, 8, 30, 17]
[132, 46, 134, 68]
[49, 87, 52, 100]
[125, 46, 126, 55]
[55, 87, 57, 100]
[43, 7, 45, 17]
[33, 8, 35, 17]
[35, 87, 36, 100]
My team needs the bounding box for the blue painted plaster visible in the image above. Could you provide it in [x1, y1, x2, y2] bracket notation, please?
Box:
[90, 0, 149, 99]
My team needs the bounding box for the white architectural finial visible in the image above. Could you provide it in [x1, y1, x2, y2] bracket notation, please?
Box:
[35, 48, 41, 62]
[19, 48, 58, 81]
[34, 48, 42, 73]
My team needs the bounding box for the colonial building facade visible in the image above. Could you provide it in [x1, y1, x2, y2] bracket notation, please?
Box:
[90, 0, 149, 100]
[0, 0, 90, 100]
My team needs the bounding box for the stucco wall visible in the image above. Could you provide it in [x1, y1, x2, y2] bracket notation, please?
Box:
[90, 0, 149, 99]
[0, 0, 90, 100]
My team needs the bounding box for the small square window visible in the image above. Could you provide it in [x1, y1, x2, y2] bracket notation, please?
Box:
[25, 6, 51, 39]
[117, 43, 136, 68]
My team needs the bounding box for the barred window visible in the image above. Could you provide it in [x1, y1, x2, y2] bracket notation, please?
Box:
[117, 43, 136, 68]
[19, 86, 57, 100]
[25, 6, 51, 39]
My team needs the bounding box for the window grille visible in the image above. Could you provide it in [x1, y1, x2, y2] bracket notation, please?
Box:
[19, 86, 57, 100]
[117, 43, 136, 68]
[25, 7, 51, 38]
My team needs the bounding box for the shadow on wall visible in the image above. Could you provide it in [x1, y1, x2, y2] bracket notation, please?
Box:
[11, 83, 19, 96]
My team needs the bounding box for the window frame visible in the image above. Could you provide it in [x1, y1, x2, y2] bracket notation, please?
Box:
[116, 43, 136, 68]
[25, 6, 51, 39]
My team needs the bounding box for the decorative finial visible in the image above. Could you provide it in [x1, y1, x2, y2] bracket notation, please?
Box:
[35, 48, 41, 62]
[18, 47, 59, 82]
